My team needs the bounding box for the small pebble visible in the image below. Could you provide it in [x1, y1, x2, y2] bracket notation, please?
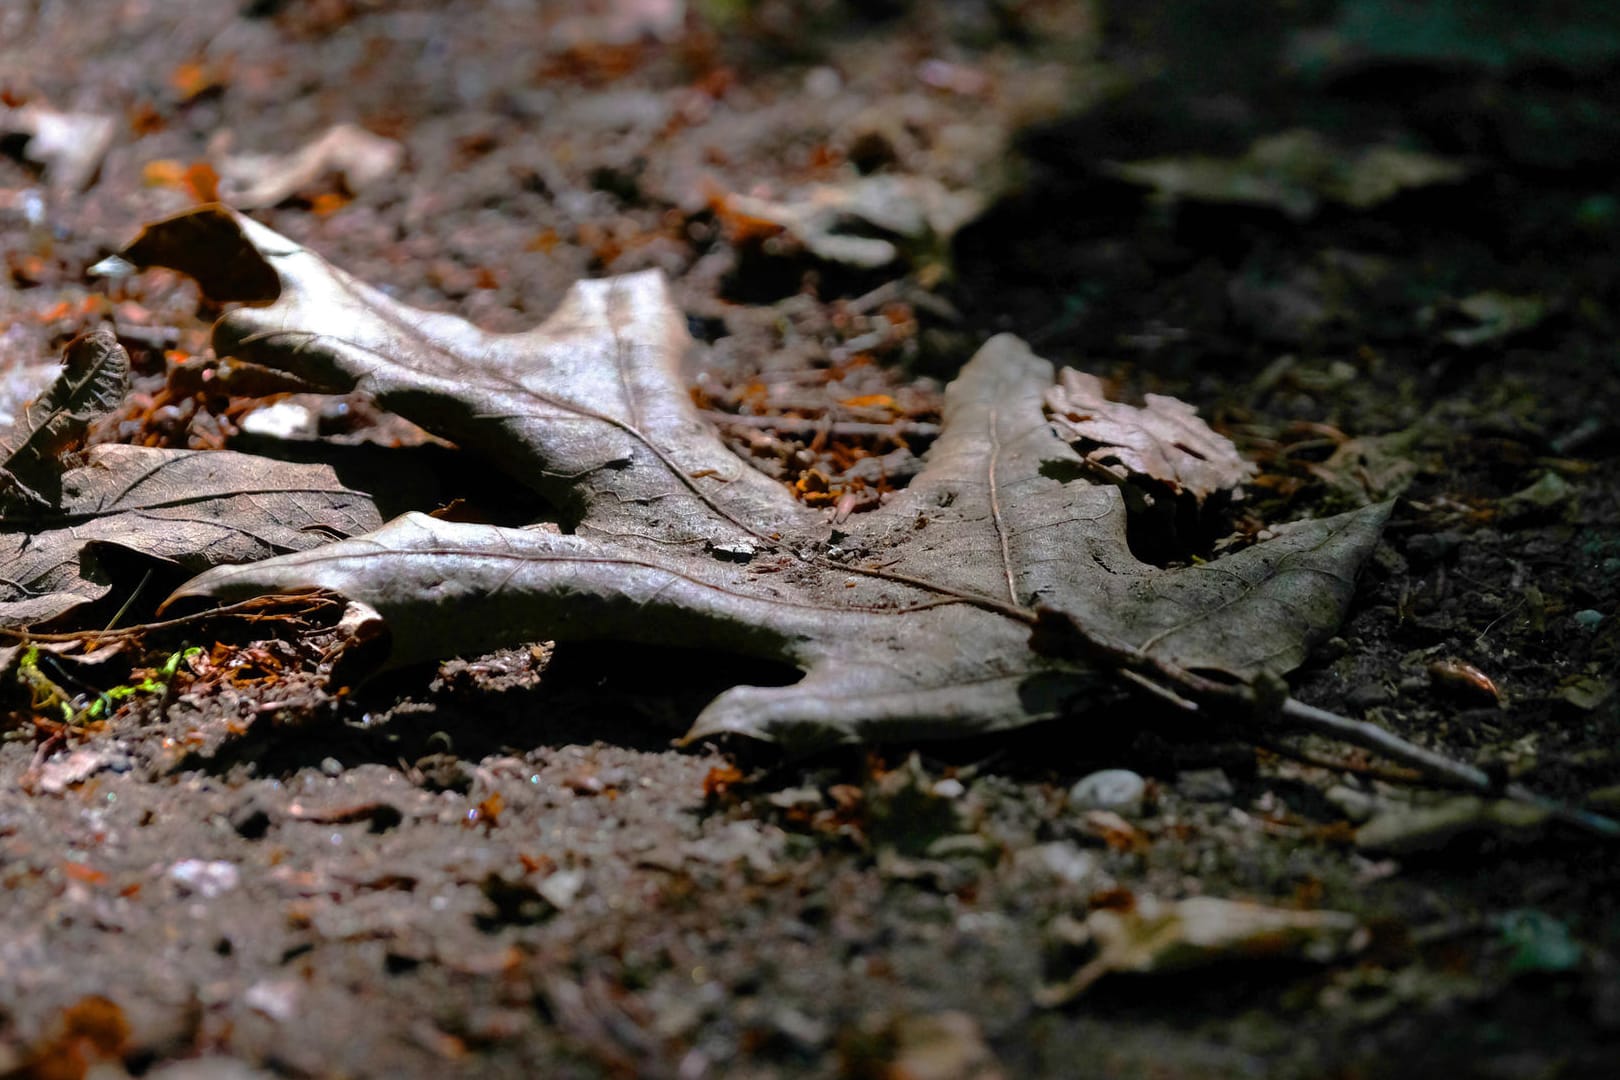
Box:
[1028, 841, 1098, 886]
[1068, 769, 1146, 816]
[925, 833, 1000, 862]
[168, 859, 240, 899]
[320, 757, 344, 777]
[536, 869, 586, 911]
[238, 401, 317, 440]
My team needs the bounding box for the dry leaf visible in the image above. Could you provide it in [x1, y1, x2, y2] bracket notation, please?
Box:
[0, 443, 383, 628]
[0, 331, 382, 627]
[1105, 130, 1467, 221]
[0, 103, 115, 193]
[1045, 368, 1256, 506]
[124, 207, 1389, 750]
[216, 123, 403, 209]
[718, 174, 982, 270]
[1038, 896, 1364, 1005]
[1, 328, 129, 509]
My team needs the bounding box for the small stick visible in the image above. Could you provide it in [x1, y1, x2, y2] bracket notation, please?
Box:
[1277, 698, 1492, 791]
[701, 411, 940, 438]
[1276, 697, 1620, 839]
[1035, 609, 1620, 840]
[0, 592, 343, 645]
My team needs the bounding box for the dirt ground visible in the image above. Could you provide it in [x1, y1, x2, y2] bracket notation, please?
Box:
[3, 1, 1619, 1077]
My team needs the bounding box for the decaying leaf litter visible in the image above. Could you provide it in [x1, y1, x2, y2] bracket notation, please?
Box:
[3, 1, 1620, 1076]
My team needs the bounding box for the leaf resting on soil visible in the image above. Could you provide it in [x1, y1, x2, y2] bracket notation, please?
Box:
[0, 332, 383, 628]
[127, 205, 1389, 750]
[1038, 896, 1364, 1005]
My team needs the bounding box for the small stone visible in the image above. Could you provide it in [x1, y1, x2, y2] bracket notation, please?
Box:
[1025, 841, 1098, 886]
[766, 786, 825, 811]
[770, 1006, 830, 1049]
[563, 764, 605, 795]
[242, 978, 300, 1023]
[536, 869, 586, 911]
[238, 401, 317, 440]
[414, 753, 472, 794]
[1068, 769, 1146, 816]
[168, 859, 240, 899]
[887, 1011, 999, 1080]
[1176, 768, 1235, 802]
[319, 756, 343, 777]
[35, 748, 107, 795]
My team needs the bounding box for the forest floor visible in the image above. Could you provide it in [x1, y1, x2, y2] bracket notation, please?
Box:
[2, 2, 1619, 1077]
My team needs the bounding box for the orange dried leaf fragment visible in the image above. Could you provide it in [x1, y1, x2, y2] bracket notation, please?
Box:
[703, 763, 745, 801]
[839, 394, 897, 411]
[168, 60, 226, 102]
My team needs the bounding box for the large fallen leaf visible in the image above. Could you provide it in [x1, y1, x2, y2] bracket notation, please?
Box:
[125, 206, 1389, 750]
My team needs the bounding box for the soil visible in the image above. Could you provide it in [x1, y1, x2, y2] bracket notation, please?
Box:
[3, 2, 1619, 1077]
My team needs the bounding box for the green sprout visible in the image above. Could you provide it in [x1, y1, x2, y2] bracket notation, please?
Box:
[13, 645, 202, 724]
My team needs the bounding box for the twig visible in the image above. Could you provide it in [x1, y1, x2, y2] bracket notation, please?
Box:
[1276, 698, 1492, 791]
[1270, 700, 1618, 838]
[100, 568, 153, 634]
[701, 410, 940, 438]
[1034, 608, 1620, 840]
[1253, 736, 1428, 787]
[0, 592, 343, 645]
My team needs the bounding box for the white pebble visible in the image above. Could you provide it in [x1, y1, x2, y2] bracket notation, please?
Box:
[1069, 769, 1146, 816]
